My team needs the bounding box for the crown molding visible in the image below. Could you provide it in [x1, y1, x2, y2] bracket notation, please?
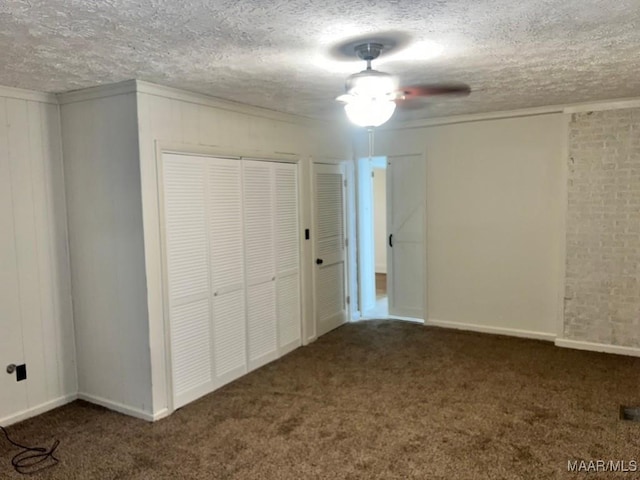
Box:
[8, 78, 640, 125]
[135, 80, 323, 127]
[55, 79, 326, 126]
[385, 95, 640, 130]
[385, 105, 565, 130]
[56, 80, 137, 105]
[562, 97, 640, 113]
[0, 85, 57, 104]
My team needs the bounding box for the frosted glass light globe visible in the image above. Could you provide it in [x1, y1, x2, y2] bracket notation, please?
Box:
[344, 98, 396, 128]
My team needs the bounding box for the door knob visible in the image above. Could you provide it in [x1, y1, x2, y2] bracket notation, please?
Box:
[316, 258, 324, 265]
[6, 364, 16, 374]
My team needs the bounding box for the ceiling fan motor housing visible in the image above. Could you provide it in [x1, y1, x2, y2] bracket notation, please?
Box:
[355, 42, 384, 62]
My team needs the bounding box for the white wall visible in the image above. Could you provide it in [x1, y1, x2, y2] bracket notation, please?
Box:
[373, 168, 387, 274]
[60, 92, 153, 417]
[359, 114, 566, 338]
[0, 88, 76, 426]
[135, 82, 352, 416]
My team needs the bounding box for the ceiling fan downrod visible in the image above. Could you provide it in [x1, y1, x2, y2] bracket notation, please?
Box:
[354, 43, 383, 70]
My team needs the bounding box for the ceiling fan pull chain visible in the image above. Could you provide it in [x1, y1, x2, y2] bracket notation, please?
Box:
[368, 127, 375, 159]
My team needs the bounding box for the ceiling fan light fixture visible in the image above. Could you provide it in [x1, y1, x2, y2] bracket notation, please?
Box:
[334, 40, 468, 128]
[341, 68, 398, 127]
[344, 97, 396, 128]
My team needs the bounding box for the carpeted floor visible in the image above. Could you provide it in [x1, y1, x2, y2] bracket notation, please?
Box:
[1, 320, 639, 479]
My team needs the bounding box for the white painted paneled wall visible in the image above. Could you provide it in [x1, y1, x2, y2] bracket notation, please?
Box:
[0, 89, 76, 426]
[136, 82, 351, 417]
[1, 80, 350, 423]
[357, 114, 566, 339]
[60, 92, 153, 418]
[3, 78, 639, 426]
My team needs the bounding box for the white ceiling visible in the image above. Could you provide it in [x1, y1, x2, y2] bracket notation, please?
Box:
[1, 0, 640, 121]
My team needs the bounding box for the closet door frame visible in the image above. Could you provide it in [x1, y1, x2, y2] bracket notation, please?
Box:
[156, 143, 304, 415]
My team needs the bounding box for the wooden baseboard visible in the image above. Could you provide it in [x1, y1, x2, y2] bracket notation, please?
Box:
[0, 394, 77, 427]
[77, 393, 155, 422]
[426, 318, 556, 341]
[555, 338, 640, 358]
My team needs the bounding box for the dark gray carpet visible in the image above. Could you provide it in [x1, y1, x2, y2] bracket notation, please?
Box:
[1, 320, 639, 479]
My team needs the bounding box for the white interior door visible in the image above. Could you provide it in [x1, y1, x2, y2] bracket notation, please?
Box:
[0, 142, 27, 422]
[162, 154, 214, 409]
[387, 154, 426, 319]
[313, 163, 348, 337]
[357, 157, 376, 313]
[274, 163, 302, 355]
[243, 160, 278, 371]
[208, 158, 247, 387]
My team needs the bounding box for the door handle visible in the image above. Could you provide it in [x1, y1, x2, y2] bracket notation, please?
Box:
[389, 234, 393, 247]
[316, 258, 324, 265]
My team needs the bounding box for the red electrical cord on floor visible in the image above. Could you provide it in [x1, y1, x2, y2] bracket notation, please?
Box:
[0, 425, 60, 475]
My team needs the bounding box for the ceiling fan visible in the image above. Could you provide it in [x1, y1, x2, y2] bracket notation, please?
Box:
[336, 42, 470, 128]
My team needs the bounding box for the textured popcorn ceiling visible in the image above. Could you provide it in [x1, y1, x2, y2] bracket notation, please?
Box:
[1, 0, 640, 121]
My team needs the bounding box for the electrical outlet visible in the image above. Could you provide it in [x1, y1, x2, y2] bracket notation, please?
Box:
[16, 364, 26, 382]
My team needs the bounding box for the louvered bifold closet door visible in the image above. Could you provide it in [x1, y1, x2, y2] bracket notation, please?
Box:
[242, 160, 278, 371]
[162, 154, 213, 409]
[207, 158, 247, 387]
[274, 163, 302, 355]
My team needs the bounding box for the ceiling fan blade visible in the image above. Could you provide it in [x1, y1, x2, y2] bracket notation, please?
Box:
[398, 83, 471, 99]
